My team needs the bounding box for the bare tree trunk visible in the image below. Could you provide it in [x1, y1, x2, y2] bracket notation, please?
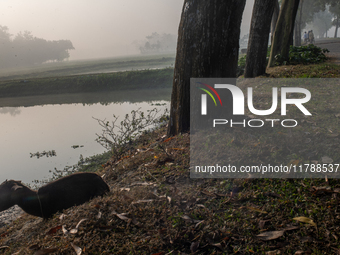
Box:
[244, 0, 275, 78]
[335, 16, 339, 38]
[294, 0, 303, 46]
[167, 0, 246, 136]
[271, 0, 280, 44]
[267, 0, 300, 67]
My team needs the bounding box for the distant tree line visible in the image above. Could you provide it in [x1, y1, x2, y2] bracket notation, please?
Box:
[138, 32, 177, 54]
[0, 26, 74, 69]
[296, 0, 340, 42]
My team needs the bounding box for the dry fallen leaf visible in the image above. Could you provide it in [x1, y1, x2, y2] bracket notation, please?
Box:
[257, 230, 284, 241]
[266, 250, 281, 255]
[131, 199, 154, 204]
[312, 186, 332, 193]
[247, 206, 267, 214]
[116, 213, 131, 222]
[46, 225, 62, 235]
[11, 249, 22, 255]
[211, 242, 224, 251]
[163, 137, 175, 143]
[293, 217, 317, 227]
[181, 215, 194, 221]
[190, 241, 199, 253]
[334, 188, 340, 193]
[196, 204, 205, 208]
[321, 156, 333, 164]
[201, 190, 216, 197]
[70, 243, 82, 255]
[195, 220, 204, 229]
[282, 225, 299, 231]
[59, 214, 66, 221]
[62, 225, 69, 235]
[96, 211, 102, 219]
[70, 219, 87, 234]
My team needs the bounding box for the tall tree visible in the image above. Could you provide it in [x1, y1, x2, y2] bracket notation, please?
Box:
[271, 0, 280, 44]
[294, 0, 304, 46]
[167, 0, 246, 136]
[312, 8, 333, 37]
[329, 4, 340, 38]
[267, 0, 300, 67]
[244, 0, 276, 78]
[333, 15, 339, 38]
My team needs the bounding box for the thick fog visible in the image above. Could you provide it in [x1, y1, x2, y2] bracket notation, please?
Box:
[1, 0, 254, 61]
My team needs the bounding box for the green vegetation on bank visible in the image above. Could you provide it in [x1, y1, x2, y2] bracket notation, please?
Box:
[238, 45, 330, 76]
[276, 44, 329, 65]
[0, 68, 174, 98]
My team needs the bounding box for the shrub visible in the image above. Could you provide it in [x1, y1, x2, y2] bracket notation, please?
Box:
[275, 45, 329, 65]
[94, 108, 168, 161]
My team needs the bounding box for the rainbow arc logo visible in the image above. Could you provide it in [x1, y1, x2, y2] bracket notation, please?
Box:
[196, 82, 222, 115]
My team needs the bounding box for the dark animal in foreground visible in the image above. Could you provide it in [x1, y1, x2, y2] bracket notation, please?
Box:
[0, 173, 110, 219]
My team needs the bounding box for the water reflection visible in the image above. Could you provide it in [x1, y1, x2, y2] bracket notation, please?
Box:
[0, 88, 170, 184]
[0, 107, 21, 116]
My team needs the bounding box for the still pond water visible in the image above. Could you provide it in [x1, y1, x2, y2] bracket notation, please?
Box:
[0, 88, 171, 184]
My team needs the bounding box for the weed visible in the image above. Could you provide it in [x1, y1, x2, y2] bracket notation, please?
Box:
[94, 107, 168, 161]
[275, 45, 329, 65]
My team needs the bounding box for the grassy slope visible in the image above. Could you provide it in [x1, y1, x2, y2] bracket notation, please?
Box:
[0, 61, 340, 254]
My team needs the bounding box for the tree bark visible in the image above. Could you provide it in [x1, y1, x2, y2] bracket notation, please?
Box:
[335, 15, 339, 38]
[267, 0, 300, 67]
[271, 0, 280, 44]
[294, 0, 303, 46]
[167, 0, 246, 136]
[244, 0, 275, 78]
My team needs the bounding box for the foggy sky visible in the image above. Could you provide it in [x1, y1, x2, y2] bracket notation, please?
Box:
[1, 0, 254, 60]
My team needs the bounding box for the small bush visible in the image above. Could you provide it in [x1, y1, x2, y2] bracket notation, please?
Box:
[94, 108, 168, 161]
[275, 45, 329, 65]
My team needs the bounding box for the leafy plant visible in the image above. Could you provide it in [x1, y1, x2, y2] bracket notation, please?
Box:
[94, 107, 168, 161]
[275, 45, 329, 65]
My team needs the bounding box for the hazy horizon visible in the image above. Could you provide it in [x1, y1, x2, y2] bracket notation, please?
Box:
[1, 0, 254, 61]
